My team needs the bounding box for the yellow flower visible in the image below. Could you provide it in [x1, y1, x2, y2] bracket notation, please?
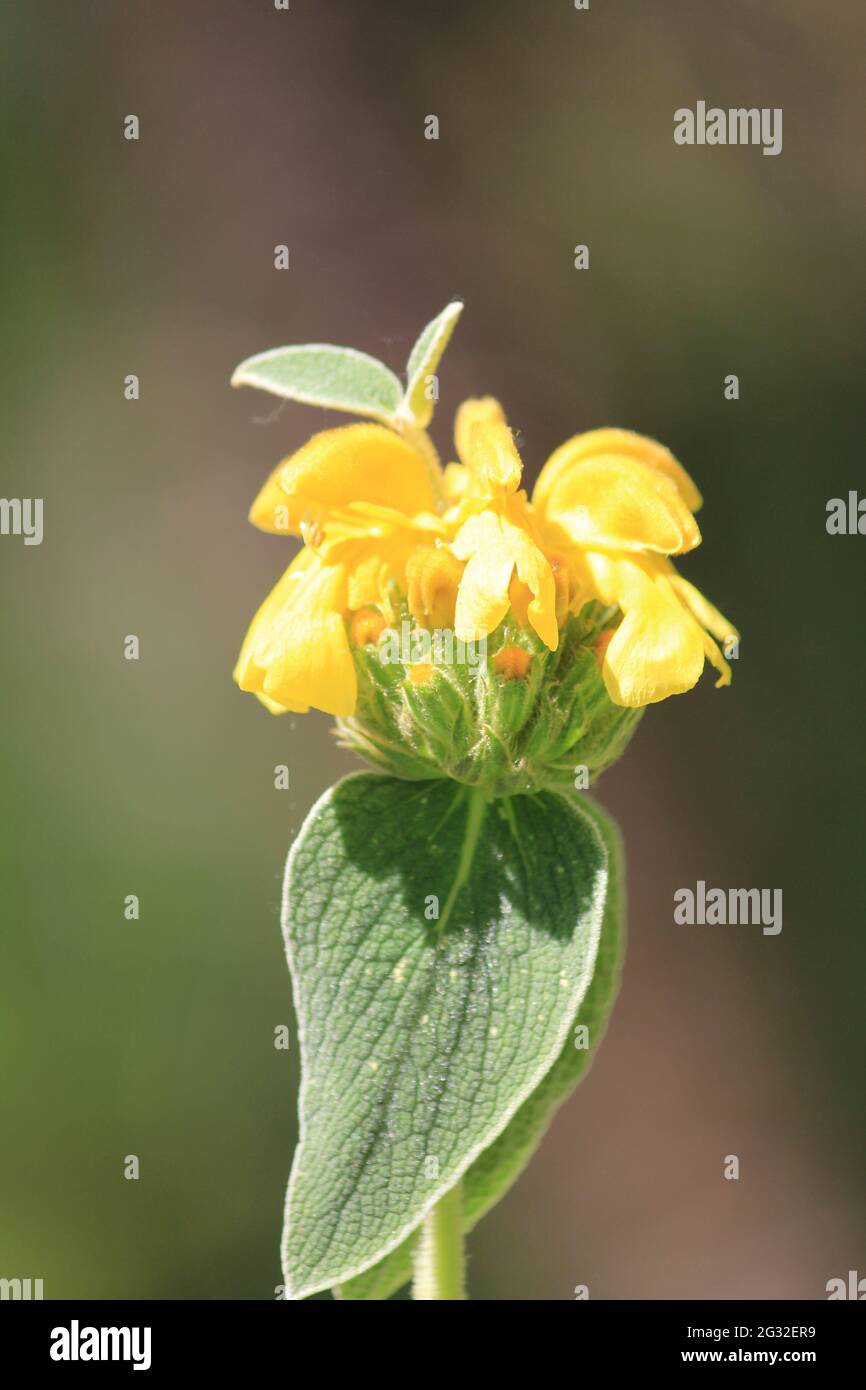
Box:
[235, 400, 736, 718]
[247, 421, 438, 539]
[531, 425, 737, 706]
[532, 427, 703, 551]
[234, 424, 444, 715]
[444, 404, 560, 649]
[234, 546, 355, 716]
[440, 403, 736, 706]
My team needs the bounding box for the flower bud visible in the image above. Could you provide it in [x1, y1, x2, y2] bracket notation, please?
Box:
[339, 602, 642, 795]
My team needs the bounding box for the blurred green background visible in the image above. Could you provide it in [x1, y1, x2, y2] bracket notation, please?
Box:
[1, 0, 864, 1299]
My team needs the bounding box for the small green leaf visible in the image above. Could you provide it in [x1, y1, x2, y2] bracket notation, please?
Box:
[281, 773, 608, 1299]
[231, 344, 403, 424]
[336, 795, 625, 1300]
[398, 300, 463, 427]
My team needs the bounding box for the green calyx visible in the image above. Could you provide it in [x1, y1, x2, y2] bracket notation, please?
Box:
[337, 603, 642, 796]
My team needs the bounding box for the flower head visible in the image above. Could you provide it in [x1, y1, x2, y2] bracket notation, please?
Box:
[233, 309, 736, 787]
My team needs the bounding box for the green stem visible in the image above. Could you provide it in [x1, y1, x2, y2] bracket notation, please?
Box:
[412, 1182, 466, 1300]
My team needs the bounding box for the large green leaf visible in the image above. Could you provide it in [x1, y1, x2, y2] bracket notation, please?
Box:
[463, 797, 624, 1224]
[336, 795, 624, 1300]
[398, 300, 463, 428]
[231, 344, 403, 424]
[281, 774, 609, 1299]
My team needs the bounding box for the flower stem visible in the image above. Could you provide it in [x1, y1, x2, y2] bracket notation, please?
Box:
[412, 1181, 466, 1300]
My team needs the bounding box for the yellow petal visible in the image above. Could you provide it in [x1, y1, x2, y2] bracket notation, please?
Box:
[255, 691, 293, 715]
[345, 548, 391, 613]
[513, 544, 559, 649]
[314, 508, 443, 614]
[700, 629, 733, 689]
[343, 530, 422, 613]
[533, 452, 701, 555]
[667, 571, 739, 644]
[584, 552, 706, 706]
[452, 510, 558, 649]
[454, 397, 506, 466]
[406, 544, 465, 628]
[234, 547, 356, 716]
[442, 461, 471, 505]
[665, 570, 737, 689]
[321, 500, 444, 544]
[535, 427, 702, 515]
[451, 513, 512, 640]
[466, 420, 523, 495]
[248, 424, 436, 535]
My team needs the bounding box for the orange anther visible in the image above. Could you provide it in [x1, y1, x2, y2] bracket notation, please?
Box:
[408, 662, 435, 687]
[493, 646, 532, 680]
[350, 607, 386, 647]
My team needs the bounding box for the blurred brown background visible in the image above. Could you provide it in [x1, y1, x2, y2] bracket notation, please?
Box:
[1, 0, 864, 1299]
